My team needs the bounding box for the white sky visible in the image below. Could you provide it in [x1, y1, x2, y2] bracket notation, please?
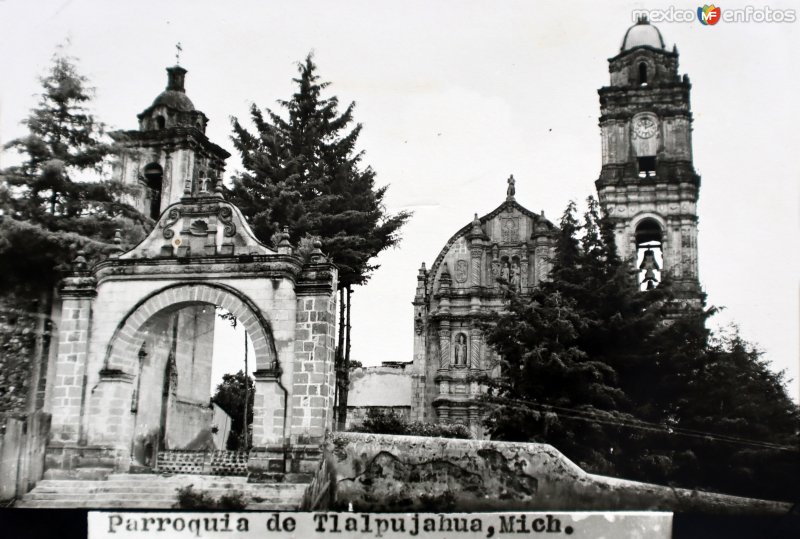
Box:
[1, 0, 797, 400]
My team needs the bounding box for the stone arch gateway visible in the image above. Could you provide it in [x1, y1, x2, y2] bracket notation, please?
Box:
[45, 194, 338, 476]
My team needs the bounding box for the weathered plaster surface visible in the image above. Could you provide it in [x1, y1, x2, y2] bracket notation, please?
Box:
[329, 433, 791, 514]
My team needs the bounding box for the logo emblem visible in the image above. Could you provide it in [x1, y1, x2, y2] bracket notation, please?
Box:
[698, 4, 721, 25]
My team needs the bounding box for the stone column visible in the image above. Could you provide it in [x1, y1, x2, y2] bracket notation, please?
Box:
[51, 253, 96, 443]
[162, 151, 172, 212]
[470, 249, 482, 287]
[520, 252, 529, 290]
[469, 328, 482, 370]
[438, 325, 451, 370]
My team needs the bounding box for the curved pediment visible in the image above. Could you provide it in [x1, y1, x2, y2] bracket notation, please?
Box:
[121, 195, 275, 259]
[427, 198, 556, 296]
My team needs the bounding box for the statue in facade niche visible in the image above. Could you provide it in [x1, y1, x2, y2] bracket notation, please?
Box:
[500, 260, 510, 281]
[510, 260, 521, 290]
[454, 334, 467, 366]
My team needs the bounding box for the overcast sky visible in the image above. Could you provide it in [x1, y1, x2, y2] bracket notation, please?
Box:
[1, 0, 797, 400]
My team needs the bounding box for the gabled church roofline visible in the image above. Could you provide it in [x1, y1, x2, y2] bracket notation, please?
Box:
[426, 197, 556, 296]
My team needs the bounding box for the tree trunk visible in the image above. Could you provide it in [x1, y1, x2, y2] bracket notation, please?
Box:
[336, 286, 352, 431]
[333, 287, 345, 427]
[242, 331, 249, 450]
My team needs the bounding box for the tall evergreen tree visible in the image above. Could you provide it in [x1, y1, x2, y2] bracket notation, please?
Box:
[227, 54, 410, 428]
[1, 50, 147, 291]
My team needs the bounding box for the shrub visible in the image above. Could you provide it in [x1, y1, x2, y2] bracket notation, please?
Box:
[352, 409, 471, 439]
[174, 485, 247, 510]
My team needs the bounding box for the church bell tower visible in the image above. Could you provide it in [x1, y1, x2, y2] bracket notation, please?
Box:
[595, 17, 702, 304]
[111, 65, 230, 220]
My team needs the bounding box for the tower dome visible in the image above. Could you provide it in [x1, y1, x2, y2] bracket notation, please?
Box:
[149, 66, 195, 111]
[621, 16, 666, 51]
[152, 66, 195, 112]
[137, 65, 207, 132]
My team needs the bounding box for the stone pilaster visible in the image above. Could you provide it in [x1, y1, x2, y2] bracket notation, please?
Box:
[469, 328, 482, 370]
[470, 250, 482, 287]
[438, 326, 451, 370]
[51, 254, 96, 443]
[290, 247, 338, 444]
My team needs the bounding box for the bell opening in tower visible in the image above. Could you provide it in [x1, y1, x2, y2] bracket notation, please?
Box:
[638, 62, 648, 86]
[143, 162, 164, 220]
[635, 219, 663, 291]
[637, 156, 656, 178]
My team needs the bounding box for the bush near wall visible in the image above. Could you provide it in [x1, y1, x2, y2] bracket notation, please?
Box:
[350, 409, 470, 439]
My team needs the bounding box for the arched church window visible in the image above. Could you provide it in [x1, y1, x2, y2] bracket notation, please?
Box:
[453, 333, 468, 367]
[155, 116, 166, 130]
[638, 62, 648, 85]
[635, 219, 663, 291]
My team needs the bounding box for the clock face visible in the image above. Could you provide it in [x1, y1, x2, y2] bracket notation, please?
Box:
[633, 116, 658, 139]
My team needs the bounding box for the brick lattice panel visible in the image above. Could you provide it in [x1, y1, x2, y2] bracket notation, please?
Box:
[156, 450, 248, 476]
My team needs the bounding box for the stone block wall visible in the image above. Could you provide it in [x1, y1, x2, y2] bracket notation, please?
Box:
[50, 281, 94, 443]
[291, 295, 337, 443]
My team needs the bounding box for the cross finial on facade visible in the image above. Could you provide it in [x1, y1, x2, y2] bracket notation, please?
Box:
[175, 42, 183, 65]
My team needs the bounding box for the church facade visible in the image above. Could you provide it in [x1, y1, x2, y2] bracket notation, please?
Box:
[395, 16, 704, 437]
[406, 181, 556, 437]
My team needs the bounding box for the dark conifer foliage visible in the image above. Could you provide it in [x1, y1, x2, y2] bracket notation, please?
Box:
[227, 54, 410, 289]
[1, 51, 147, 291]
[227, 54, 411, 428]
[483, 197, 799, 500]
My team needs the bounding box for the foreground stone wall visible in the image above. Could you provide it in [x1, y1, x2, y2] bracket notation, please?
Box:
[329, 432, 791, 515]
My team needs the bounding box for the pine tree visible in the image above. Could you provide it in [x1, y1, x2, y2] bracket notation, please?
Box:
[1, 50, 147, 290]
[227, 54, 410, 429]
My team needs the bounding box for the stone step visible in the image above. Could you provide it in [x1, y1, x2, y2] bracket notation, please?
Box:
[17, 471, 308, 510]
[36, 481, 308, 491]
[33, 481, 304, 491]
[25, 484, 306, 493]
[23, 495, 302, 507]
[108, 474, 252, 482]
[16, 499, 300, 510]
